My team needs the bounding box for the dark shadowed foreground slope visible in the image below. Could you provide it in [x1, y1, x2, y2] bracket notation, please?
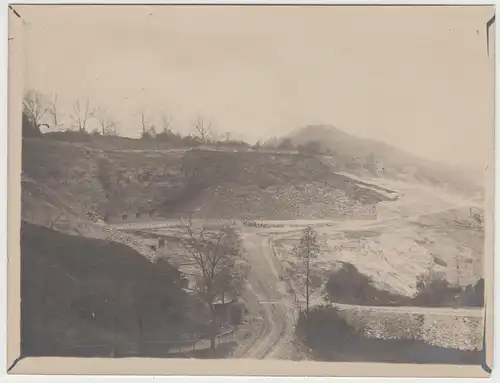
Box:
[20, 222, 207, 357]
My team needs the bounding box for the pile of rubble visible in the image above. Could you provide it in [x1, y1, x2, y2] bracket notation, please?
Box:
[193, 182, 377, 220]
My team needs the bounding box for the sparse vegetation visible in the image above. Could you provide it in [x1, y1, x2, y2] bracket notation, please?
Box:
[323, 262, 484, 308]
[324, 263, 409, 306]
[23, 90, 49, 130]
[412, 273, 484, 308]
[70, 99, 94, 132]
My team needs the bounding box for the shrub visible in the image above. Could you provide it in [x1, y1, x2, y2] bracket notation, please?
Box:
[45, 130, 93, 143]
[295, 306, 356, 352]
[277, 138, 295, 151]
[459, 278, 484, 307]
[412, 273, 462, 307]
[297, 140, 322, 154]
[323, 263, 408, 306]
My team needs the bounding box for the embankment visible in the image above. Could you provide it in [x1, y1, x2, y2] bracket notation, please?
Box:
[296, 306, 483, 365]
[22, 138, 392, 228]
[21, 221, 207, 357]
[338, 306, 483, 351]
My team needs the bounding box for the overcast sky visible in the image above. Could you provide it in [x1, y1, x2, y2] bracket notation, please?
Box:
[18, 5, 494, 169]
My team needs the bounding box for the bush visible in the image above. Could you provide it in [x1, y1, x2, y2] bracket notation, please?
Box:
[295, 306, 356, 352]
[297, 140, 322, 154]
[277, 138, 295, 151]
[324, 263, 484, 308]
[412, 273, 484, 308]
[412, 274, 461, 307]
[458, 278, 484, 307]
[45, 130, 93, 143]
[323, 263, 408, 306]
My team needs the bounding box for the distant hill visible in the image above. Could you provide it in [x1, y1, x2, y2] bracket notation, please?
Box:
[281, 124, 483, 196]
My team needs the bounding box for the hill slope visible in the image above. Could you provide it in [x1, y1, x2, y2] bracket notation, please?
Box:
[21, 138, 396, 224]
[21, 221, 207, 356]
[284, 125, 482, 195]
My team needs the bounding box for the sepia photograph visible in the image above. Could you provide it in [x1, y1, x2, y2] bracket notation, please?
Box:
[7, 3, 495, 377]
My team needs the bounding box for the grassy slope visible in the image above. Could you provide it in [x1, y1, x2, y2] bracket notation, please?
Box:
[21, 221, 207, 356]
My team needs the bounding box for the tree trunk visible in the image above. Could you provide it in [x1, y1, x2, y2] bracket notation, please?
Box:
[209, 303, 216, 356]
[305, 240, 310, 341]
[306, 254, 310, 329]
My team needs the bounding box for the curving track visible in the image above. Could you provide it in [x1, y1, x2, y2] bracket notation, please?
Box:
[230, 230, 298, 359]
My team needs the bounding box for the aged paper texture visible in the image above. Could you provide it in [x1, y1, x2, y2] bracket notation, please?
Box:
[7, 4, 495, 377]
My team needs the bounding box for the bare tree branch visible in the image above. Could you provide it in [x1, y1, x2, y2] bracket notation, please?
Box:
[70, 99, 93, 132]
[139, 109, 148, 135]
[177, 216, 243, 355]
[23, 90, 48, 128]
[92, 107, 109, 135]
[107, 119, 118, 136]
[192, 115, 213, 143]
[46, 94, 61, 130]
[161, 112, 173, 134]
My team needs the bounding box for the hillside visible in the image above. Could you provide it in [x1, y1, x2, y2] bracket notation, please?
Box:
[21, 138, 395, 225]
[283, 125, 483, 196]
[21, 221, 207, 356]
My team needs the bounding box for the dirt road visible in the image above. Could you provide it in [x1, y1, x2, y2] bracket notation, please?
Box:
[234, 231, 296, 359]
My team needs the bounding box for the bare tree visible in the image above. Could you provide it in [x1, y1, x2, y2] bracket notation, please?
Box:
[149, 124, 157, 138]
[70, 99, 93, 132]
[177, 217, 243, 355]
[192, 115, 213, 143]
[293, 226, 320, 331]
[108, 119, 118, 136]
[160, 112, 173, 134]
[92, 107, 117, 136]
[23, 90, 48, 129]
[139, 109, 148, 136]
[92, 107, 109, 135]
[46, 94, 62, 130]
